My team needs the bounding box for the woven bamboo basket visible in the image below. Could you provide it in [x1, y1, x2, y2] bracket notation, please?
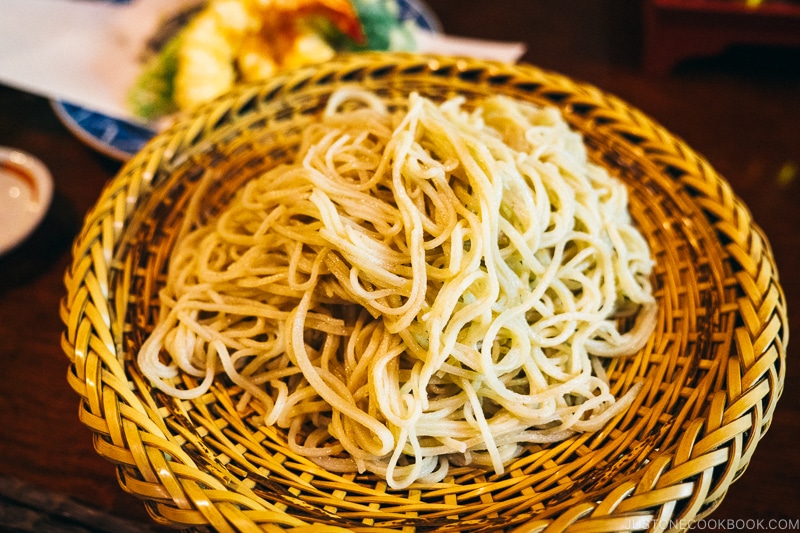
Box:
[60, 53, 787, 532]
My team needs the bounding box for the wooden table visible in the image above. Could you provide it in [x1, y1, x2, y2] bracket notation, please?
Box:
[1, 1, 798, 530]
[643, 0, 800, 75]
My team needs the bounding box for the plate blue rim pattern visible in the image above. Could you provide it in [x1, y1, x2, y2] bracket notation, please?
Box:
[53, 0, 442, 161]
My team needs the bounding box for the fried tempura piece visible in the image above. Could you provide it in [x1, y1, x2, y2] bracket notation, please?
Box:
[174, 0, 364, 111]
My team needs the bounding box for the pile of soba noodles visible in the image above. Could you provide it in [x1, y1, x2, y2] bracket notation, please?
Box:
[138, 88, 657, 489]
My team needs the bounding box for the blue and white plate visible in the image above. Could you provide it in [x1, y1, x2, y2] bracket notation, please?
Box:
[52, 0, 441, 161]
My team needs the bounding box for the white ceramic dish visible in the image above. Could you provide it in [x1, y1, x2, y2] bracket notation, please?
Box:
[0, 147, 53, 255]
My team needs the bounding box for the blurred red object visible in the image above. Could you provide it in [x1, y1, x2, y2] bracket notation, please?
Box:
[643, 0, 800, 74]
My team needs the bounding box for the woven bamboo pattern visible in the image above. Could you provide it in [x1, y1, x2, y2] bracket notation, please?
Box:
[60, 53, 787, 532]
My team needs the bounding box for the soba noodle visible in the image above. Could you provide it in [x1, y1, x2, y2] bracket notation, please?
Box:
[138, 88, 657, 489]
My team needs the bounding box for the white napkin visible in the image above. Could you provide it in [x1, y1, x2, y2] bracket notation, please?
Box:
[0, 0, 526, 125]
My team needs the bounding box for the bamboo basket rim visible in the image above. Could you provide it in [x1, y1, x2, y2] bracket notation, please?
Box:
[60, 52, 788, 532]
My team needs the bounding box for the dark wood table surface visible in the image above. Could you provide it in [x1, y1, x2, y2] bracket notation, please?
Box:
[1, 1, 797, 531]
